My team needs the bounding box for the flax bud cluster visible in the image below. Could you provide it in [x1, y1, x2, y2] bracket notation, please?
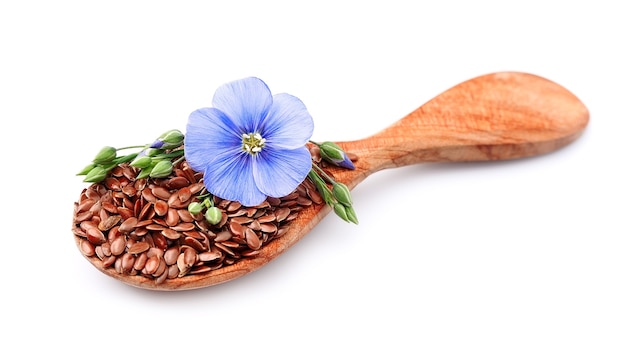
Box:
[187, 194, 222, 225]
[307, 142, 358, 224]
[77, 129, 185, 183]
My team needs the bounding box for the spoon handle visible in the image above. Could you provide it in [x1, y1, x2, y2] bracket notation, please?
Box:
[338, 72, 589, 184]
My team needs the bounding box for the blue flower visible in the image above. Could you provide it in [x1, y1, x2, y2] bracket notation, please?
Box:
[185, 77, 314, 206]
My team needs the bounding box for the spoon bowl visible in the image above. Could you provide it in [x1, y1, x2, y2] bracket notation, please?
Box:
[76, 71, 589, 290]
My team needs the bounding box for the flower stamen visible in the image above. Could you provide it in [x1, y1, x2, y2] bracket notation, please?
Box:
[242, 132, 266, 155]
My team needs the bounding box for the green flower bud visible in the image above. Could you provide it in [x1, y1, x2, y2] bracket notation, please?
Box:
[149, 160, 173, 178]
[319, 141, 344, 161]
[93, 146, 117, 165]
[204, 206, 222, 225]
[332, 182, 353, 207]
[332, 203, 350, 223]
[145, 147, 162, 156]
[159, 129, 184, 148]
[188, 202, 203, 215]
[345, 205, 359, 225]
[130, 156, 152, 169]
[77, 163, 96, 176]
[83, 166, 108, 183]
[318, 141, 355, 170]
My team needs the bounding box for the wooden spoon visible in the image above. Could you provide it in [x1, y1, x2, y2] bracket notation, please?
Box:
[79, 71, 589, 290]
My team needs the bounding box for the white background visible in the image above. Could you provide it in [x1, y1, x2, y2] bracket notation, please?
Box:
[1, 1, 624, 349]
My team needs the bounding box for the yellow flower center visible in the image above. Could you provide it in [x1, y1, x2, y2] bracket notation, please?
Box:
[241, 132, 266, 155]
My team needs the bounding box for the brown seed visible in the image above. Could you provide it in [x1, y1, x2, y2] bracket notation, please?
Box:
[275, 207, 291, 222]
[231, 216, 253, 225]
[141, 188, 157, 203]
[245, 228, 261, 250]
[178, 187, 192, 202]
[183, 230, 204, 240]
[80, 240, 95, 257]
[161, 228, 181, 240]
[188, 183, 204, 194]
[79, 219, 98, 232]
[76, 199, 95, 213]
[74, 211, 93, 222]
[122, 185, 137, 197]
[164, 247, 180, 265]
[183, 248, 198, 266]
[133, 227, 149, 237]
[144, 256, 160, 275]
[101, 202, 119, 214]
[166, 208, 180, 226]
[127, 241, 150, 255]
[183, 236, 205, 252]
[227, 201, 242, 212]
[248, 220, 261, 231]
[117, 207, 134, 220]
[153, 258, 167, 277]
[98, 215, 121, 231]
[133, 252, 148, 271]
[138, 203, 155, 221]
[167, 265, 180, 279]
[257, 214, 276, 223]
[146, 223, 165, 231]
[260, 223, 277, 233]
[229, 221, 245, 237]
[101, 242, 112, 256]
[110, 236, 127, 256]
[171, 222, 195, 232]
[152, 186, 171, 200]
[214, 230, 232, 242]
[198, 251, 222, 262]
[266, 196, 281, 206]
[84, 188, 101, 201]
[177, 254, 190, 277]
[177, 209, 194, 223]
[111, 167, 124, 177]
[214, 242, 236, 256]
[108, 226, 121, 242]
[152, 232, 168, 250]
[167, 176, 190, 189]
[102, 255, 116, 268]
[119, 217, 138, 233]
[86, 227, 106, 245]
[104, 177, 121, 191]
[297, 196, 313, 206]
[154, 200, 169, 216]
[122, 166, 136, 180]
[147, 247, 164, 258]
[154, 268, 168, 285]
[121, 253, 135, 273]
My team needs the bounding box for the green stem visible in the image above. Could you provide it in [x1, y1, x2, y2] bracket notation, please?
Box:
[113, 153, 140, 164]
[116, 145, 149, 151]
[312, 163, 337, 185]
[307, 168, 335, 205]
[152, 149, 185, 160]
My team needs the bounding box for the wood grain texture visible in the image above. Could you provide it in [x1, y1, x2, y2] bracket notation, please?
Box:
[76, 71, 589, 291]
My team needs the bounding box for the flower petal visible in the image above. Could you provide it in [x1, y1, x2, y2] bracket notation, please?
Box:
[253, 146, 312, 198]
[262, 93, 314, 149]
[185, 107, 241, 172]
[203, 149, 267, 206]
[212, 77, 273, 133]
